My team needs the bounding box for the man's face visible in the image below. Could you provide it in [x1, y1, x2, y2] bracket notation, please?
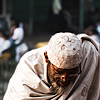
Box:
[48, 62, 80, 87]
[44, 51, 81, 87]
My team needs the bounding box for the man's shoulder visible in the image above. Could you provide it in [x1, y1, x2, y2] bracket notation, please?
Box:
[77, 34, 100, 49]
[20, 46, 47, 62]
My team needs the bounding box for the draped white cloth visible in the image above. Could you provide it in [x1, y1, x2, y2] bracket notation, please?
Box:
[3, 34, 100, 100]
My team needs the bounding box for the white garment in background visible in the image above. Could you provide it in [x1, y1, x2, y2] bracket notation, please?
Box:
[15, 42, 29, 62]
[11, 27, 29, 62]
[0, 37, 11, 56]
[52, 0, 62, 15]
[97, 25, 100, 34]
[12, 27, 24, 45]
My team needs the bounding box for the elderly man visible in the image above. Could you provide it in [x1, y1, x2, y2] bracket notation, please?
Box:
[3, 32, 100, 100]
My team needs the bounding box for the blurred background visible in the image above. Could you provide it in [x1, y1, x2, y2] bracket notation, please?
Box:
[0, 0, 100, 35]
[0, 0, 100, 99]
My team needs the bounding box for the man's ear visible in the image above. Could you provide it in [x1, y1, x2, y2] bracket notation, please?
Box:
[44, 51, 49, 63]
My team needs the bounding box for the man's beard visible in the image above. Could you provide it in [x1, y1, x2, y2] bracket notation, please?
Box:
[53, 74, 77, 87]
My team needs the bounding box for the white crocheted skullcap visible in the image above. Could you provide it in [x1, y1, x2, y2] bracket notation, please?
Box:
[47, 32, 83, 69]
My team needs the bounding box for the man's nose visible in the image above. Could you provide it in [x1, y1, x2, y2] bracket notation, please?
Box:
[61, 75, 66, 82]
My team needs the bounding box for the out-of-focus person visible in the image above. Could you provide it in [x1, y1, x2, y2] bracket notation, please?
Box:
[0, 29, 12, 60]
[84, 25, 100, 43]
[10, 21, 30, 62]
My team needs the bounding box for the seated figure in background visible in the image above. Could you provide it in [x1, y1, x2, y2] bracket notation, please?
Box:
[0, 29, 12, 61]
[10, 21, 30, 62]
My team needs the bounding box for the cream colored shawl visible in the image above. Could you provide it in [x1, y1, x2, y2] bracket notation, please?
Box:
[3, 34, 100, 100]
